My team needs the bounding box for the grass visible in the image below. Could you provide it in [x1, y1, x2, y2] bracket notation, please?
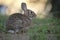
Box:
[27, 14, 60, 40]
[0, 14, 60, 40]
[0, 14, 8, 32]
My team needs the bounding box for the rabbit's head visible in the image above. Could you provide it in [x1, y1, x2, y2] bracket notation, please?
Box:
[21, 2, 36, 19]
[26, 9, 36, 19]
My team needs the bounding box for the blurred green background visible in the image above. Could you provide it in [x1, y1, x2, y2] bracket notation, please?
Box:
[0, 13, 60, 40]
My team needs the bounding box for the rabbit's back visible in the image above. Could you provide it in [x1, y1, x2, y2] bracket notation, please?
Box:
[6, 13, 32, 32]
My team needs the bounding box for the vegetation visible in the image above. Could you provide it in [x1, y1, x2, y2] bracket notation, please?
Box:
[0, 13, 60, 40]
[0, 14, 7, 32]
[27, 14, 60, 40]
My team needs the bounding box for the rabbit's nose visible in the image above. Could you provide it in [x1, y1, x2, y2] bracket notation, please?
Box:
[8, 30, 15, 33]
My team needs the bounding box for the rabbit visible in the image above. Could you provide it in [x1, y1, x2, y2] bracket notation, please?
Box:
[5, 2, 36, 33]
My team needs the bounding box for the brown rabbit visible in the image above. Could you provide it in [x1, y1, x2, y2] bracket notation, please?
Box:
[5, 2, 36, 33]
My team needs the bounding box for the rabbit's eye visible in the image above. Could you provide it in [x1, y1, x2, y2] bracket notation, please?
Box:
[31, 12, 34, 16]
[31, 11, 32, 13]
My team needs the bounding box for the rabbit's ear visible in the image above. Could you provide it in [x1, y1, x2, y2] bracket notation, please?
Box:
[21, 2, 27, 11]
